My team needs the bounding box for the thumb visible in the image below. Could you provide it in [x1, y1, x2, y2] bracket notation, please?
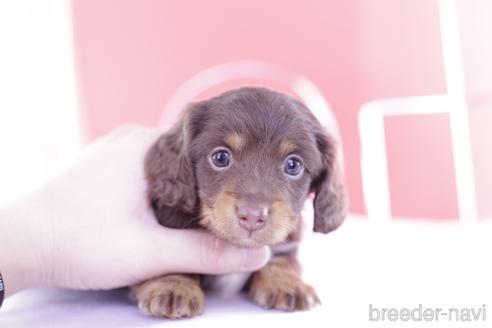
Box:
[149, 227, 271, 275]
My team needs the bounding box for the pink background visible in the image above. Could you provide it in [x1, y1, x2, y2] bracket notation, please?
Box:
[72, 0, 492, 218]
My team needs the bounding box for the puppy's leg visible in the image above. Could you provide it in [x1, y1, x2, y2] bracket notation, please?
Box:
[247, 255, 320, 311]
[130, 274, 205, 318]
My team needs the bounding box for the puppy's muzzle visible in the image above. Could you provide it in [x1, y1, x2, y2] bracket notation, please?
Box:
[236, 202, 269, 232]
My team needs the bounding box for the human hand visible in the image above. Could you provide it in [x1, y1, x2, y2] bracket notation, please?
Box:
[0, 126, 270, 296]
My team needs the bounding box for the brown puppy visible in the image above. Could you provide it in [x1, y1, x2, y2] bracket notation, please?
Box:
[130, 87, 347, 318]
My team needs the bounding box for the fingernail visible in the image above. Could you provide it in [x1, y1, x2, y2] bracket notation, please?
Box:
[241, 247, 271, 271]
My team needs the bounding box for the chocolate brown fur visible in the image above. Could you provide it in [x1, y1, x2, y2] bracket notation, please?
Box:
[132, 87, 347, 318]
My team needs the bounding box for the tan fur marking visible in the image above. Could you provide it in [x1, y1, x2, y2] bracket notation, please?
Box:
[225, 133, 246, 152]
[130, 274, 205, 318]
[200, 191, 236, 236]
[279, 140, 297, 155]
[268, 200, 298, 244]
[248, 256, 320, 311]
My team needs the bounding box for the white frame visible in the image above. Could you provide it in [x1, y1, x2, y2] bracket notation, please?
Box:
[358, 0, 478, 224]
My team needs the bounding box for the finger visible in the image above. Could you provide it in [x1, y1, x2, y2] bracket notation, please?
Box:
[147, 227, 271, 275]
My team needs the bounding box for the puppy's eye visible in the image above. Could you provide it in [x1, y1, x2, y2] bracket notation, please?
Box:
[210, 148, 232, 170]
[284, 156, 303, 177]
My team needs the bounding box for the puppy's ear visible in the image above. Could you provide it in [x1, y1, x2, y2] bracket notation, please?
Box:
[311, 132, 348, 233]
[145, 104, 203, 214]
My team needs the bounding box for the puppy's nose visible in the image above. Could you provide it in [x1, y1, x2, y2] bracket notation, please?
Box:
[237, 205, 268, 232]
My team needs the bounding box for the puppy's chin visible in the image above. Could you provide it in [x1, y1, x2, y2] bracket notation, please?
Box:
[203, 224, 274, 248]
[200, 218, 290, 248]
[230, 237, 264, 248]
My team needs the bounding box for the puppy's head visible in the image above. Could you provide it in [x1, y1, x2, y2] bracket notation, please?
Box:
[146, 87, 347, 247]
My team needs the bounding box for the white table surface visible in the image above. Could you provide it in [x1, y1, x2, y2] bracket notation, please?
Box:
[2, 217, 491, 328]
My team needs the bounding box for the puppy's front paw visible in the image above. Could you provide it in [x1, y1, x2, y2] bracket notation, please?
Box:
[249, 275, 320, 311]
[132, 275, 205, 319]
[248, 257, 320, 311]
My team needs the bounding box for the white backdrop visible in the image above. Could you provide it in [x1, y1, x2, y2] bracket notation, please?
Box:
[0, 0, 81, 205]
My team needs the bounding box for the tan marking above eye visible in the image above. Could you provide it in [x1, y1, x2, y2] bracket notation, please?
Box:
[224, 133, 246, 152]
[279, 140, 297, 155]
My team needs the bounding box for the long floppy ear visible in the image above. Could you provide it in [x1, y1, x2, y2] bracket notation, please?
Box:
[145, 104, 203, 215]
[311, 132, 348, 233]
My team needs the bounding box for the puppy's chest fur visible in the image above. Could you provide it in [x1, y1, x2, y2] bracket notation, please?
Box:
[201, 240, 299, 296]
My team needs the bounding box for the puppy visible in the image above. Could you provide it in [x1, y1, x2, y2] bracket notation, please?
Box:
[130, 87, 347, 318]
